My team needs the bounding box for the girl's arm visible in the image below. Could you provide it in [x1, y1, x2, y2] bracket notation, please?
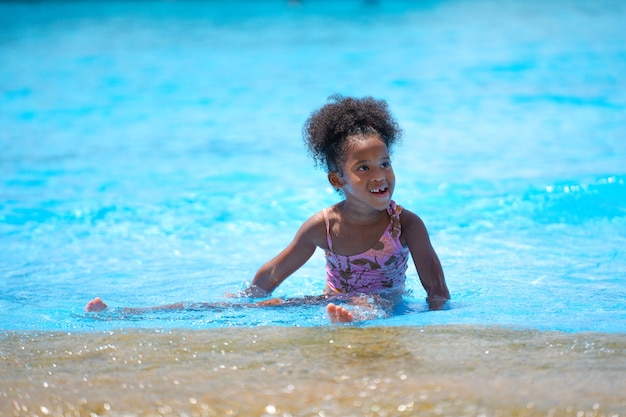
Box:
[400, 209, 450, 308]
[244, 212, 325, 297]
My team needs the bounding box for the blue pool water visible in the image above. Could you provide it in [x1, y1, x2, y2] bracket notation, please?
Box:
[1, 0, 625, 333]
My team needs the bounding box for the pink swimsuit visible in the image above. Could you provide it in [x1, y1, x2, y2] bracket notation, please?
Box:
[323, 200, 410, 295]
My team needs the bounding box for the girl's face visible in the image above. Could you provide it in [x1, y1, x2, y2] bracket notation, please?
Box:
[330, 134, 395, 212]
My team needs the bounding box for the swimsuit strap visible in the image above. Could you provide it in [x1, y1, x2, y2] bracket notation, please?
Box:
[322, 208, 334, 252]
[387, 200, 403, 243]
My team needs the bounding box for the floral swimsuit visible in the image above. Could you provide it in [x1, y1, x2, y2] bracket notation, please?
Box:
[323, 200, 410, 295]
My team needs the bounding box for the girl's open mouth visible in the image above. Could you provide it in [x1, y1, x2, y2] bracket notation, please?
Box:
[370, 186, 389, 195]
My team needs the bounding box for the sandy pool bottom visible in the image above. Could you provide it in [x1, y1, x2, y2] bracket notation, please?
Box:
[1, 326, 625, 417]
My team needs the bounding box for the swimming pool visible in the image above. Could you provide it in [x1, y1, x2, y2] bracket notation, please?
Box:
[1, 1, 625, 415]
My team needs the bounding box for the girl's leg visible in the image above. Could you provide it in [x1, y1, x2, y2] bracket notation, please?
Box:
[84, 297, 284, 313]
[85, 297, 188, 313]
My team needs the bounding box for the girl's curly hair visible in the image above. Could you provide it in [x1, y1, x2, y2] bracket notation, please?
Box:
[303, 94, 402, 173]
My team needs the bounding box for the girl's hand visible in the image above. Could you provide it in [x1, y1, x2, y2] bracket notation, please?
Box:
[224, 285, 270, 298]
[426, 295, 449, 310]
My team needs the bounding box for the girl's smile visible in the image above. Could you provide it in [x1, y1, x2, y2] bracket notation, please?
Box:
[370, 184, 390, 196]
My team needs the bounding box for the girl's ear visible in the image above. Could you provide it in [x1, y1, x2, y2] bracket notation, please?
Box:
[328, 172, 345, 190]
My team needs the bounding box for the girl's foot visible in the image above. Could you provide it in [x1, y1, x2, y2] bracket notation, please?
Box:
[327, 303, 353, 323]
[85, 297, 108, 312]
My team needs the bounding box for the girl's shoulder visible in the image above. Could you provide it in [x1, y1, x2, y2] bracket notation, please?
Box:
[296, 207, 335, 250]
[398, 207, 429, 244]
[399, 207, 428, 228]
[398, 206, 420, 223]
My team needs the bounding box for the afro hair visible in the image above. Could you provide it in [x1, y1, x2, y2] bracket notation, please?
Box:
[303, 94, 402, 172]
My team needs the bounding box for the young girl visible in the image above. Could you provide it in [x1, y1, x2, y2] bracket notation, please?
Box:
[85, 95, 449, 322]
[241, 94, 449, 322]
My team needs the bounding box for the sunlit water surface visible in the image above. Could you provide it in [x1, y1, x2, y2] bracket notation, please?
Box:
[1, 0, 625, 415]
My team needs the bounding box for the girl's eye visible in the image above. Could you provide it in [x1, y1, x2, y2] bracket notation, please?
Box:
[358, 165, 369, 171]
[382, 161, 391, 168]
